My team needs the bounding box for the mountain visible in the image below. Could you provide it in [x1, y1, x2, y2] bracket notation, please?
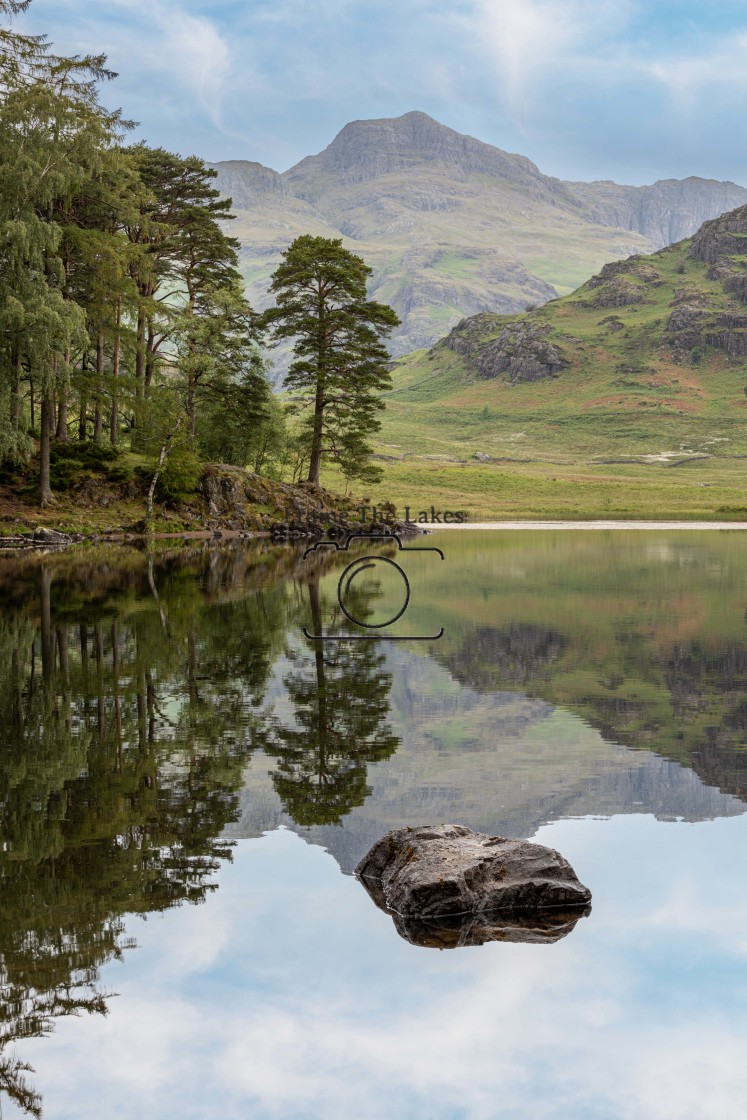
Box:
[209, 112, 747, 366]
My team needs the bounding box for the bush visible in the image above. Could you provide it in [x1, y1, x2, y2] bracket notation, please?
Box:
[49, 441, 120, 490]
[155, 448, 202, 503]
[51, 441, 117, 468]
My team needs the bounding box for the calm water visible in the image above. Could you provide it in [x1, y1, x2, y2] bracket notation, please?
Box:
[1, 531, 747, 1119]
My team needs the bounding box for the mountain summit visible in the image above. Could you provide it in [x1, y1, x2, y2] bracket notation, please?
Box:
[284, 111, 561, 198]
[211, 112, 747, 363]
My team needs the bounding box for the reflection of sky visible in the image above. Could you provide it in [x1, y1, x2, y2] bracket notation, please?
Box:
[9, 816, 747, 1120]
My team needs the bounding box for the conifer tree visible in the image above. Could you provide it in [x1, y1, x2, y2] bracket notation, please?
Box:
[262, 235, 399, 485]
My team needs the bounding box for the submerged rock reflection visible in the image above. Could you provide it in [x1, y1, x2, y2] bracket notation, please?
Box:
[375, 905, 591, 949]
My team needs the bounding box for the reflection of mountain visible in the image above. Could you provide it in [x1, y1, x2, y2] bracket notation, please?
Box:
[226, 645, 745, 874]
[437, 624, 747, 802]
[413, 531, 747, 808]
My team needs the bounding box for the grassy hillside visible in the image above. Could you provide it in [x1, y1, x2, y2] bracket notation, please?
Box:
[342, 209, 747, 519]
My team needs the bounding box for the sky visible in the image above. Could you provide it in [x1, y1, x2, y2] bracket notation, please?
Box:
[12, 0, 747, 186]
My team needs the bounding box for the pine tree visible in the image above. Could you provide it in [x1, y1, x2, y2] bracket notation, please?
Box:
[262, 235, 399, 485]
[0, 19, 125, 502]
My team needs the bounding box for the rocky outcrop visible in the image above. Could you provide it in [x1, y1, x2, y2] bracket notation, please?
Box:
[587, 276, 646, 308]
[665, 301, 710, 345]
[197, 466, 419, 540]
[480, 321, 566, 382]
[690, 203, 747, 263]
[443, 315, 566, 382]
[583, 256, 663, 308]
[0, 527, 84, 551]
[704, 326, 747, 357]
[356, 824, 591, 947]
[586, 257, 661, 288]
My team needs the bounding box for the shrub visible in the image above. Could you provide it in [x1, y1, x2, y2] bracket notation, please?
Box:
[155, 448, 202, 503]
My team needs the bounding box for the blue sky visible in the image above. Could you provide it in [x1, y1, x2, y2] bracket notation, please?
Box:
[13, 0, 747, 185]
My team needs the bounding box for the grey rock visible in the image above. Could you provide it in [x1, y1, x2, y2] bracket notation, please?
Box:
[444, 316, 565, 383]
[480, 322, 566, 382]
[356, 824, 591, 948]
[568, 176, 747, 249]
[690, 203, 747, 263]
[666, 302, 710, 341]
[587, 276, 646, 308]
[32, 527, 73, 545]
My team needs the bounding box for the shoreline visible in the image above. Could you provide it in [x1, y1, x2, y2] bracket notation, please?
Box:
[430, 520, 747, 530]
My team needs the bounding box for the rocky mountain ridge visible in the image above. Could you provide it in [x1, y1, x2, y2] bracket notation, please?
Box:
[209, 113, 747, 369]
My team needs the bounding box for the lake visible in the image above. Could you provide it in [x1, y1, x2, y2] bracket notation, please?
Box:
[1, 530, 746, 1119]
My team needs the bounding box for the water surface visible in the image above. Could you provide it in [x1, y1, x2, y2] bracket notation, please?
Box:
[1, 531, 746, 1118]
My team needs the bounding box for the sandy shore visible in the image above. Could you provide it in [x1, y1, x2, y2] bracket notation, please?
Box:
[431, 521, 747, 530]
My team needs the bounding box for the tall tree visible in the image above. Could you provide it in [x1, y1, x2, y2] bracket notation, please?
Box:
[0, 15, 125, 501]
[262, 235, 399, 485]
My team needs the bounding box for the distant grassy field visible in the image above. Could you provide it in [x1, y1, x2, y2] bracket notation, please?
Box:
[323, 457, 747, 521]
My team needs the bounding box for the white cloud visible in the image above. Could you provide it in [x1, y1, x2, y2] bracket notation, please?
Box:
[644, 31, 747, 107]
[14, 819, 747, 1120]
[452, 0, 632, 120]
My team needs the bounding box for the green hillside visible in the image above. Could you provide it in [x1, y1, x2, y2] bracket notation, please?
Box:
[344, 205, 747, 520]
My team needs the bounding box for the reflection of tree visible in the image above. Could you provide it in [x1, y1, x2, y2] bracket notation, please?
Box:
[266, 576, 399, 826]
[0, 553, 286, 1116]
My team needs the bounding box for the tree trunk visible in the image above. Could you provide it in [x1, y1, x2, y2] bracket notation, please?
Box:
[146, 416, 183, 530]
[78, 351, 88, 442]
[93, 333, 104, 444]
[308, 292, 326, 484]
[10, 344, 21, 434]
[110, 302, 121, 447]
[29, 376, 34, 431]
[39, 392, 53, 507]
[187, 376, 196, 450]
[308, 387, 324, 485]
[136, 306, 145, 403]
[145, 316, 156, 393]
[56, 389, 68, 440]
[56, 348, 70, 441]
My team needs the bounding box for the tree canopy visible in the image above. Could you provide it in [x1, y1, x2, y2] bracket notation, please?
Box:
[262, 235, 400, 486]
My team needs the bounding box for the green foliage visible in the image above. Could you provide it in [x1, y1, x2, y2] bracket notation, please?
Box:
[49, 440, 117, 490]
[155, 446, 202, 502]
[262, 235, 399, 485]
[0, 4, 273, 511]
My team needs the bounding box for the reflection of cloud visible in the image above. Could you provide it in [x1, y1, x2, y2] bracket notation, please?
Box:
[15, 817, 747, 1119]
